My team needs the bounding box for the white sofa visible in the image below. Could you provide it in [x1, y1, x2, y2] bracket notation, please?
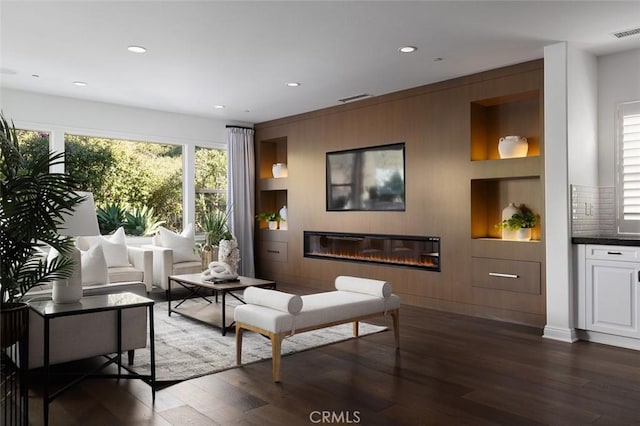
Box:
[21, 281, 148, 369]
[234, 276, 401, 382]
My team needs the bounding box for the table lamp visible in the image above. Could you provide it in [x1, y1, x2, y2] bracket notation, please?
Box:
[51, 191, 100, 304]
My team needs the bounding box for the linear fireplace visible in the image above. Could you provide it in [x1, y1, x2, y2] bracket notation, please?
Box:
[304, 231, 440, 271]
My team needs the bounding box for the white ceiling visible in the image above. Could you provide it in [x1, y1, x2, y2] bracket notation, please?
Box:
[1, 1, 640, 124]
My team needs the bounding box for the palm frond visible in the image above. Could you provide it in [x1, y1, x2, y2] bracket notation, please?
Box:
[1, 111, 84, 303]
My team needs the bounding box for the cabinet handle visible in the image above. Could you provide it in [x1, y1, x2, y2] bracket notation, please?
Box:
[607, 251, 623, 255]
[489, 272, 519, 279]
[267, 250, 280, 254]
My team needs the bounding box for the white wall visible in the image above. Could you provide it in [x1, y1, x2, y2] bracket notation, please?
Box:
[0, 88, 230, 146]
[0, 88, 251, 227]
[598, 48, 640, 186]
[568, 48, 598, 186]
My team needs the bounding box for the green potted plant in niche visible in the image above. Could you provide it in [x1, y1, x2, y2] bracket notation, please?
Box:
[256, 211, 281, 230]
[0, 112, 84, 348]
[497, 204, 539, 241]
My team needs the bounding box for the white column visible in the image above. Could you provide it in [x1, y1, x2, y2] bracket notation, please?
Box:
[183, 144, 196, 228]
[543, 42, 578, 343]
[49, 127, 66, 174]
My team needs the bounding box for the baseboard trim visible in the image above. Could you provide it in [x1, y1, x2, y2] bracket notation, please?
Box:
[542, 325, 579, 343]
[576, 330, 640, 351]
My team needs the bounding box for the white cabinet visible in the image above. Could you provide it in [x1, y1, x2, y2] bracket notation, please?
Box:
[584, 245, 640, 339]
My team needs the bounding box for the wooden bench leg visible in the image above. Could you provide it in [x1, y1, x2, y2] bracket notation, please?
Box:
[353, 320, 359, 337]
[390, 309, 400, 349]
[271, 332, 285, 382]
[236, 324, 244, 365]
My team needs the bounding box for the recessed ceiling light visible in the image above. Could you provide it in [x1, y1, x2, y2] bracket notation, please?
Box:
[127, 45, 147, 53]
[398, 46, 417, 53]
[73, 81, 87, 87]
[214, 105, 226, 109]
[433, 57, 443, 62]
[287, 82, 301, 87]
[32, 74, 40, 78]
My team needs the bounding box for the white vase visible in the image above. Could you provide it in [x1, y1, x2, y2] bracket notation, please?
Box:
[51, 247, 83, 304]
[498, 136, 528, 159]
[272, 163, 288, 178]
[501, 202, 520, 241]
[516, 227, 532, 241]
[279, 205, 288, 230]
[52, 279, 82, 304]
[268, 220, 278, 230]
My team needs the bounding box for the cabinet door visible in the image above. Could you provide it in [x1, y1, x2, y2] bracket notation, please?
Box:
[586, 260, 640, 338]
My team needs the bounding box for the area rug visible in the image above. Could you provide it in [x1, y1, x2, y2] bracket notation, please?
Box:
[127, 299, 387, 384]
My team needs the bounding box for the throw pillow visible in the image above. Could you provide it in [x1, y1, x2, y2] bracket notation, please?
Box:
[158, 223, 200, 263]
[244, 287, 303, 314]
[76, 227, 130, 268]
[81, 243, 110, 286]
[99, 227, 130, 268]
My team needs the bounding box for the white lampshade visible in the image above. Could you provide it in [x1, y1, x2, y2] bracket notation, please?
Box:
[58, 191, 99, 237]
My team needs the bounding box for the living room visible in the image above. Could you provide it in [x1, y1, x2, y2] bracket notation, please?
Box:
[2, 1, 640, 425]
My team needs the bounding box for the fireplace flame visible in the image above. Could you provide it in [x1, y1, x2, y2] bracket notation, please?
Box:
[304, 231, 440, 271]
[307, 250, 438, 268]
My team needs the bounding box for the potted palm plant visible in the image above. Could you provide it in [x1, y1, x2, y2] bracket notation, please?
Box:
[0, 113, 84, 348]
[199, 208, 233, 268]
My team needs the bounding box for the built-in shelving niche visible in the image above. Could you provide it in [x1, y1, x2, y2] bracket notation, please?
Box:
[470, 91, 541, 161]
[470, 177, 542, 241]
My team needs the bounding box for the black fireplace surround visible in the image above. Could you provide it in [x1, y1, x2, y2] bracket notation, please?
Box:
[304, 231, 440, 271]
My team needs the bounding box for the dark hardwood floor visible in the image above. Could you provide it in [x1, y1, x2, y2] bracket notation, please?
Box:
[24, 295, 640, 425]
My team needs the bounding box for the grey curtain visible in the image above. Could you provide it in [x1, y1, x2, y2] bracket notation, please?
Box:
[227, 127, 255, 277]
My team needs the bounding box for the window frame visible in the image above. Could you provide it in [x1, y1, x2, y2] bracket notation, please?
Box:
[616, 100, 640, 234]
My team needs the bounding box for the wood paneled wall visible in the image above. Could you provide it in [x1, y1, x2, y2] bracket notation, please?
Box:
[254, 60, 545, 326]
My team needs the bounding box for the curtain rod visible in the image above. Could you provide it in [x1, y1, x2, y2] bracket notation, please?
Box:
[226, 125, 254, 130]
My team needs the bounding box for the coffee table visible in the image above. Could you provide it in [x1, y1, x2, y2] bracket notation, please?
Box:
[167, 274, 276, 335]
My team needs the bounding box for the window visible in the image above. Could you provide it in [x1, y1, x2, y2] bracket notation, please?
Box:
[617, 100, 640, 234]
[195, 146, 228, 232]
[65, 134, 183, 232]
[15, 129, 49, 162]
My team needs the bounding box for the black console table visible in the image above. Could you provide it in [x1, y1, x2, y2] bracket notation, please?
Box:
[29, 292, 155, 425]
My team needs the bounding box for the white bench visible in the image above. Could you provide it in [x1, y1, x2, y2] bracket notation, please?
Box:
[234, 276, 400, 382]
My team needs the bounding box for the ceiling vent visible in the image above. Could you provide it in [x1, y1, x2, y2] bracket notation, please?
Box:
[338, 93, 373, 103]
[612, 27, 640, 38]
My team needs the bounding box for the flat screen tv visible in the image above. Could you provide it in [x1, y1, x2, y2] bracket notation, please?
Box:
[326, 142, 405, 211]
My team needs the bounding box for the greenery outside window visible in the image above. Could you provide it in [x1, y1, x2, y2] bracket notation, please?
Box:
[65, 134, 184, 232]
[616, 100, 640, 234]
[15, 129, 49, 159]
[195, 146, 228, 234]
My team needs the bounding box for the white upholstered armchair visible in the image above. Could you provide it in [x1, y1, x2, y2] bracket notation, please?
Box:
[76, 227, 153, 292]
[144, 223, 202, 296]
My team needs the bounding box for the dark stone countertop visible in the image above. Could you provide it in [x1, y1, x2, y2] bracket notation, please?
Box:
[572, 236, 640, 246]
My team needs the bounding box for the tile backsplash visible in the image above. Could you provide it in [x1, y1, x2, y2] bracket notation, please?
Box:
[571, 184, 616, 237]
